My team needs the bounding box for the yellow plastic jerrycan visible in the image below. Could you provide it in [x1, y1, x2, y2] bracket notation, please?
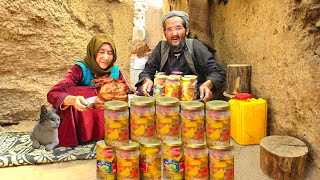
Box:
[229, 93, 267, 145]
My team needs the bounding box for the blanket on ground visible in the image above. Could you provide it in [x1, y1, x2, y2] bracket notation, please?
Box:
[0, 132, 96, 167]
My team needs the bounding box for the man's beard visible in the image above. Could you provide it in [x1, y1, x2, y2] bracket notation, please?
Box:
[170, 38, 186, 53]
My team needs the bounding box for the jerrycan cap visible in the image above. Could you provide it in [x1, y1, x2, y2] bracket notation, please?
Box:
[235, 93, 252, 100]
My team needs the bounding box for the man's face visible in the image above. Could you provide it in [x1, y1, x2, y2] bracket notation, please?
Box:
[163, 16, 189, 51]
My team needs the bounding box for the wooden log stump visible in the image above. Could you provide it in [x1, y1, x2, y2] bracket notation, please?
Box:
[226, 64, 251, 95]
[260, 135, 308, 180]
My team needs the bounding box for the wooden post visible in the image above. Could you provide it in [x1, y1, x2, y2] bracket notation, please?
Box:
[226, 64, 252, 95]
[260, 135, 308, 180]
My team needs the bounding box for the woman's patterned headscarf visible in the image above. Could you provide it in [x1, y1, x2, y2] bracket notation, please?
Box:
[82, 33, 117, 77]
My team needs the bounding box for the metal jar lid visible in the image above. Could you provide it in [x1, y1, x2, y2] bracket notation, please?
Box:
[96, 140, 113, 149]
[180, 101, 204, 110]
[130, 96, 155, 106]
[117, 141, 140, 151]
[184, 142, 207, 149]
[206, 100, 230, 110]
[156, 97, 179, 106]
[155, 74, 167, 79]
[167, 75, 181, 80]
[183, 75, 198, 79]
[209, 143, 234, 150]
[104, 100, 129, 110]
[163, 140, 182, 147]
[140, 141, 161, 148]
[181, 76, 197, 81]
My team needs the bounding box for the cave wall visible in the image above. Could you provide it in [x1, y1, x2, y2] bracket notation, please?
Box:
[210, 0, 320, 178]
[0, 0, 134, 121]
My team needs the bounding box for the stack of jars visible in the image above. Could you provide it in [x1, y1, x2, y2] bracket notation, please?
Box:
[99, 98, 234, 180]
[206, 100, 234, 180]
[153, 72, 197, 101]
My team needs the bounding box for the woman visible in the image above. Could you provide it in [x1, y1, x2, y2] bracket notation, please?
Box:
[47, 33, 129, 147]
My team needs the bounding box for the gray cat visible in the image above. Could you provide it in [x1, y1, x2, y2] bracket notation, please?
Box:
[31, 105, 60, 151]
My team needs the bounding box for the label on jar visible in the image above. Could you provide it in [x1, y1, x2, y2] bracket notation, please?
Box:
[97, 160, 117, 174]
[163, 159, 185, 173]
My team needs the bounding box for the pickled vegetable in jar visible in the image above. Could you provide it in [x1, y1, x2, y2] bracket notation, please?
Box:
[139, 141, 162, 180]
[184, 143, 209, 180]
[165, 75, 181, 99]
[155, 97, 180, 141]
[104, 101, 129, 146]
[180, 101, 205, 144]
[209, 144, 234, 180]
[96, 140, 117, 180]
[130, 96, 155, 143]
[180, 76, 197, 101]
[206, 100, 230, 146]
[116, 142, 140, 180]
[153, 74, 167, 98]
[163, 140, 184, 180]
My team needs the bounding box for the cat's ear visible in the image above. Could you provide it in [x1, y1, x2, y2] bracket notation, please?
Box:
[51, 107, 57, 114]
[40, 105, 48, 117]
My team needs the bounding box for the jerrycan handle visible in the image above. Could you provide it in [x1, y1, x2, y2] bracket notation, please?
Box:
[235, 93, 252, 100]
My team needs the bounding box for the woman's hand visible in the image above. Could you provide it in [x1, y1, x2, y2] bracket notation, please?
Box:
[74, 96, 89, 111]
[63, 95, 88, 111]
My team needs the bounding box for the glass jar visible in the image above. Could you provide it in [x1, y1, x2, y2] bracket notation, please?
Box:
[139, 141, 162, 180]
[165, 75, 181, 99]
[156, 97, 180, 141]
[180, 76, 197, 101]
[153, 74, 167, 98]
[130, 96, 155, 143]
[184, 143, 209, 180]
[104, 100, 129, 146]
[163, 140, 184, 180]
[209, 144, 234, 180]
[116, 142, 140, 180]
[180, 101, 205, 144]
[206, 100, 230, 146]
[96, 140, 117, 180]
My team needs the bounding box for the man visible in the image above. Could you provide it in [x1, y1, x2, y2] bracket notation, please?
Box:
[135, 11, 226, 102]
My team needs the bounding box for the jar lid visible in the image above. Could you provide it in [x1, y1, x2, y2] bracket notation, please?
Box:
[155, 74, 167, 79]
[104, 100, 129, 110]
[156, 72, 166, 75]
[206, 100, 230, 110]
[167, 75, 181, 80]
[156, 97, 179, 106]
[130, 96, 155, 106]
[140, 141, 161, 148]
[209, 143, 234, 150]
[96, 140, 113, 149]
[235, 93, 252, 100]
[163, 140, 182, 146]
[184, 142, 207, 149]
[180, 101, 204, 110]
[117, 141, 139, 150]
[182, 75, 197, 80]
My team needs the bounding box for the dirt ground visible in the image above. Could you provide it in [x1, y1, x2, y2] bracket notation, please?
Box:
[0, 121, 273, 180]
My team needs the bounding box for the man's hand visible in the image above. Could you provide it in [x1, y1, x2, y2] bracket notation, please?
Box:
[199, 80, 214, 102]
[141, 78, 153, 96]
